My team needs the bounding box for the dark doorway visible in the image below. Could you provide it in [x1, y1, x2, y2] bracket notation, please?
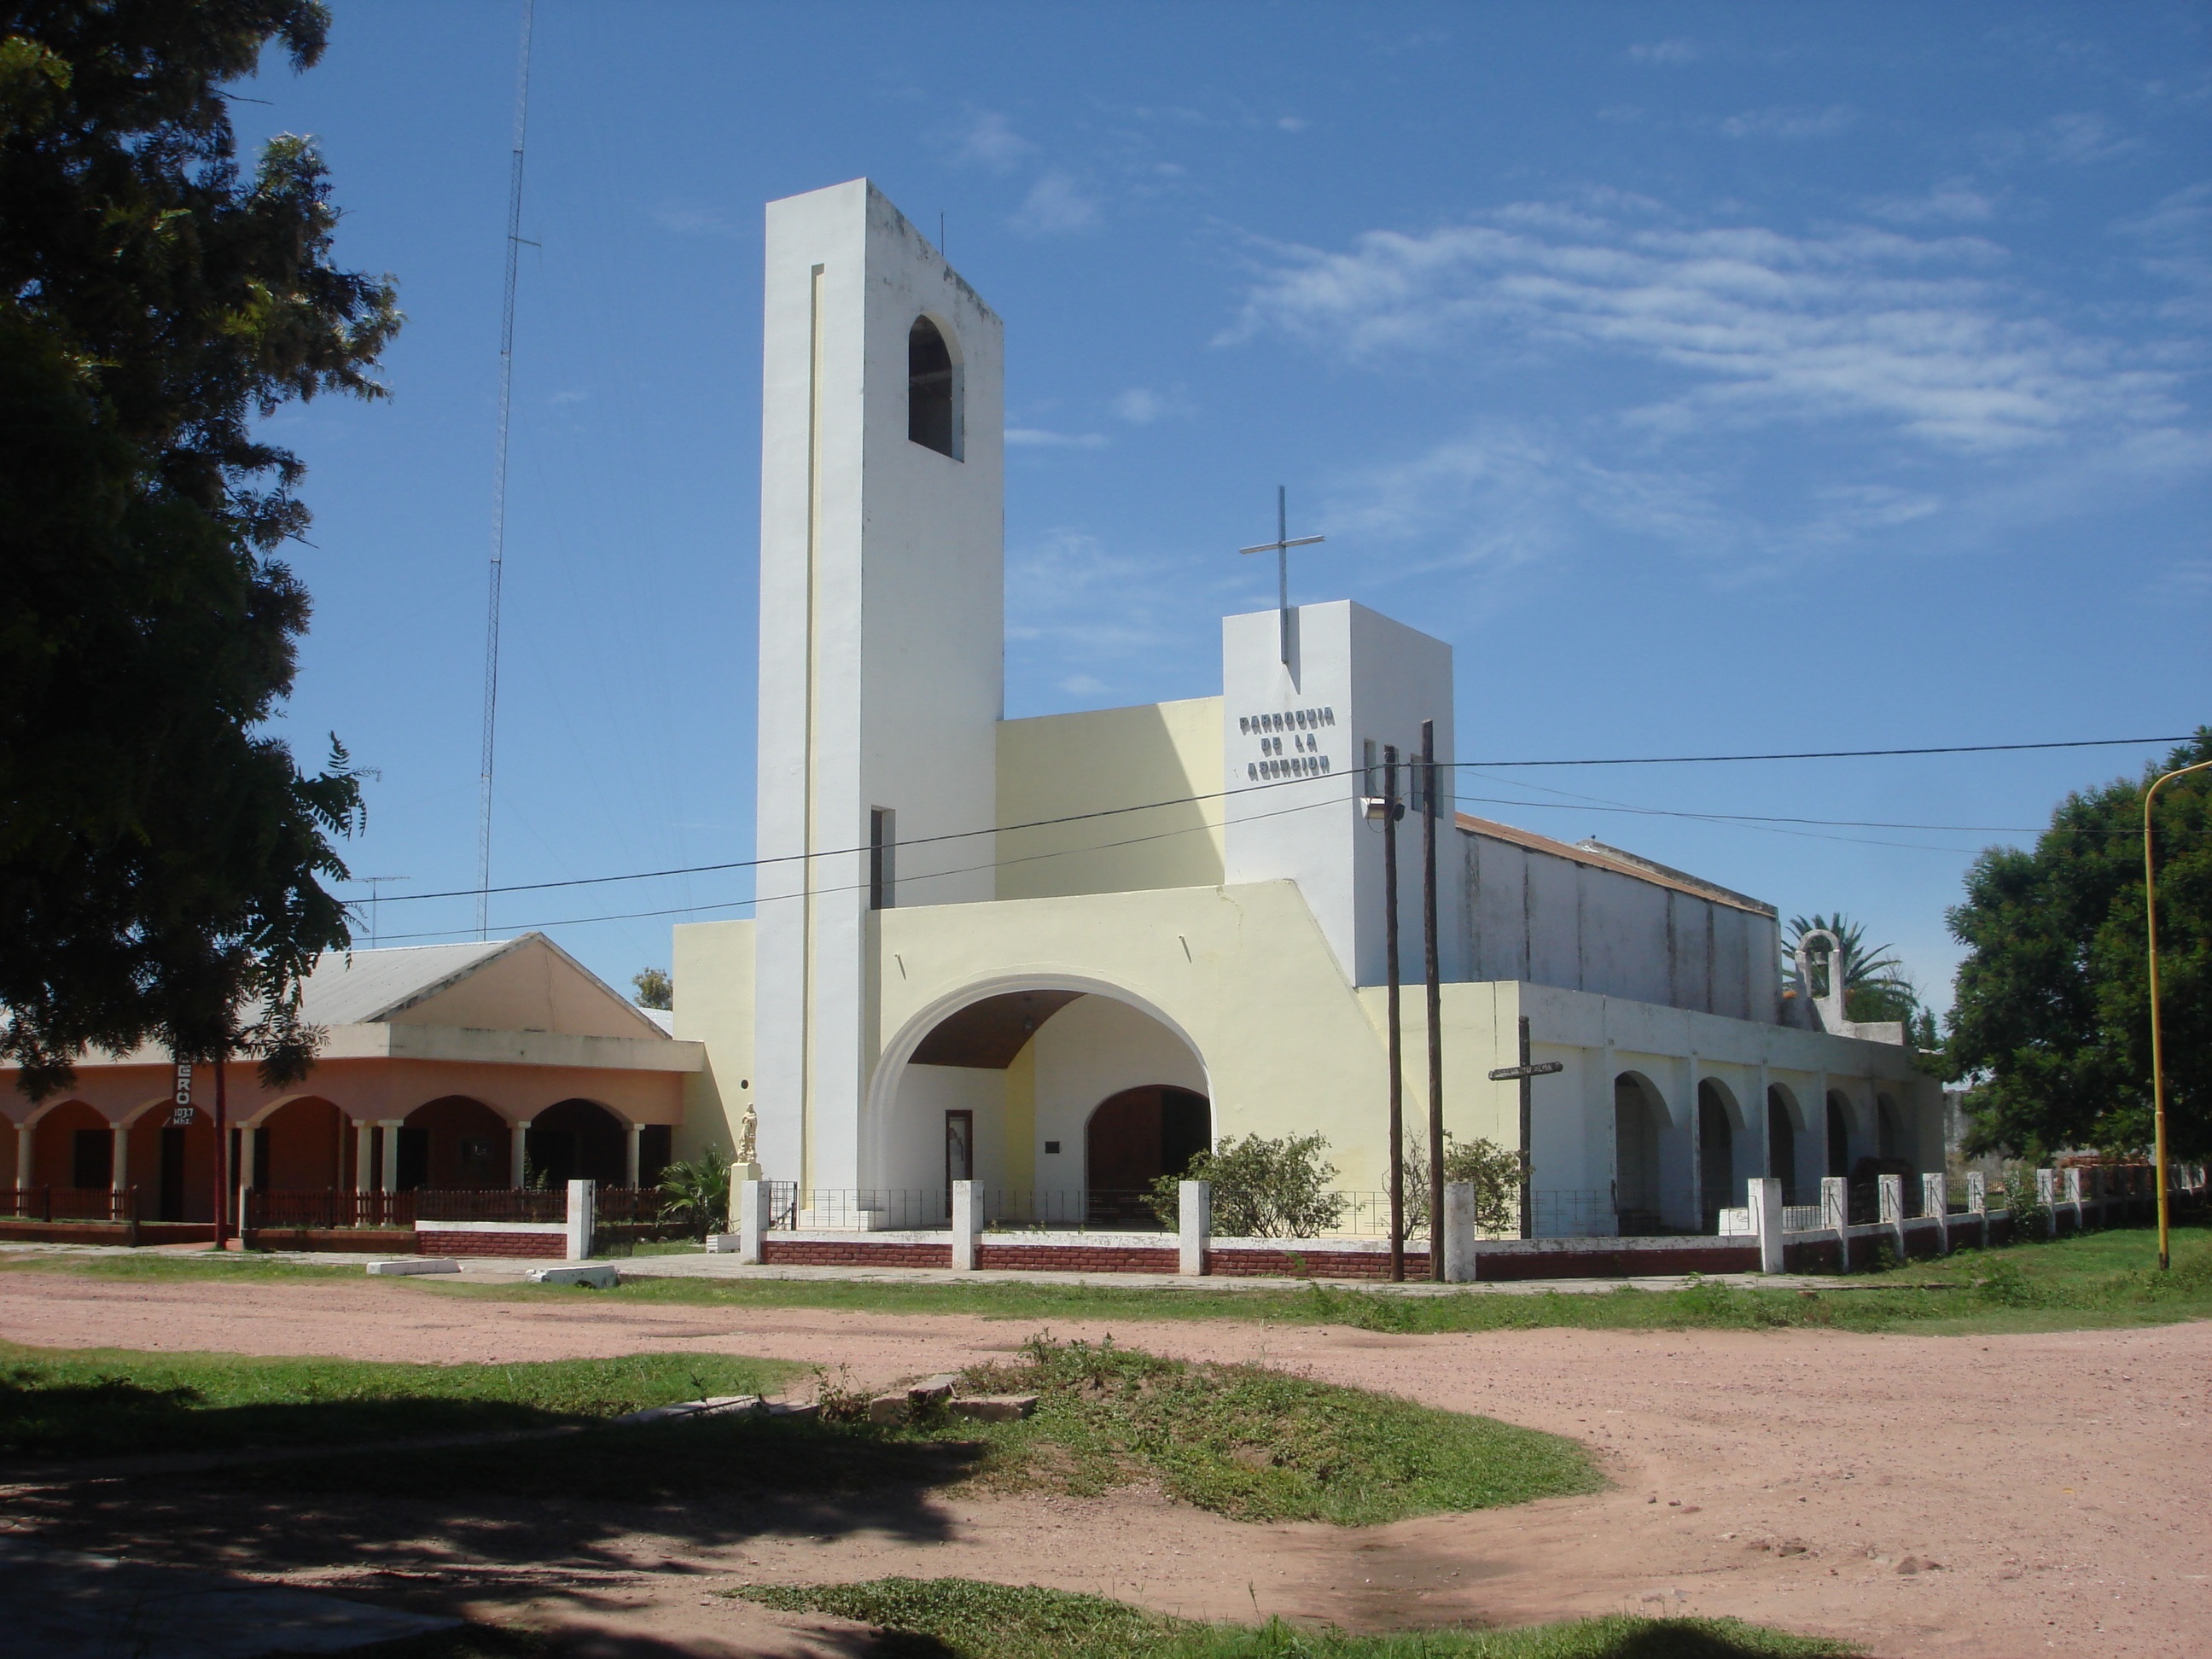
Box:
[395, 1126, 430, 1192]
[72, 1128, 108, 1190]
[1697, 1082, 1733, 1231]
[160, 1127, 186, 1220]
[1085, 1086, 1210, 1225]
[1767, 1088, 1796, 1203]
[526, 1098, 628, 1187]
[1826, 1095, 1850, 1178]
[638, 1125, 673, 1187]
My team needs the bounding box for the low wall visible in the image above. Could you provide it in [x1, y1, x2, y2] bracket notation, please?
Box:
[0, 1220, 213, 1247]
[415, 1220, 567, 1260]
[764, 1232, 954, 1269]
[245, 1226, 419, 1254]
[1465, 1236, 1759, 1279]
[975, 1239, 1178, 1274]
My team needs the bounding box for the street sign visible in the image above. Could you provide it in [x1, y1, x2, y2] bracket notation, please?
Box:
[1487, 1061, 1563, 1082]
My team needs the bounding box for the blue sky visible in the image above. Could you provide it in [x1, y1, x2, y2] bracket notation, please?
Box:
[233, 3, 2209, 1010]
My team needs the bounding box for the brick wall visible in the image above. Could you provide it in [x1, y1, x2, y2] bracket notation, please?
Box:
[763, 1238, 953, 1268]
[1470, 1245, 1757, 1280]
[430, 1229, 565, 1259]
[246, 1227, 417, 1254]
[974, 1243, 1179, 1274]
[1208, 1248, 1430, 1280]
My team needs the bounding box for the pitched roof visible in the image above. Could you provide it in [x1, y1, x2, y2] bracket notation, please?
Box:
[1453, 813, 1776, 917]
[292, 938, 527, 1027]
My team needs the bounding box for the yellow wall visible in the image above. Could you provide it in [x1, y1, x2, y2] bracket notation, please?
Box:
[1002, 1039, 1037, 1190]
[671, 918, 757, 1161]
[995, 696, 1225, 900]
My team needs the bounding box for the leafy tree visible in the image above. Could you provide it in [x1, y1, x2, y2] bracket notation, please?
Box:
[632, 967, 673, 1010]
[0, 3, 399, 1094]
[1946, 731, 2211, 1160]
[1145, 1132, 1346, 1238]
[1401, 1132, 1525, 1234]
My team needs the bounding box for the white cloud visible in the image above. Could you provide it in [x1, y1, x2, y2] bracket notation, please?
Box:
[1224, 199, 2190, 455]
[1861, 181, 1999, 225]
[2040, 110, 2138, 166]
[1111, 387, 1193, 425]
[1278, 116, 1308, 133]
[1714, 104, 1856, 141]
[954, 110, 1033, 173]
[1007, 426, 1109, 449]
[2150, 558, 2212, 602]
[1057, 673, 1110, 696]
[1628, 38, 1703, 66]
[1013, 172, 1101, 236]
[652, 202, 738, 239]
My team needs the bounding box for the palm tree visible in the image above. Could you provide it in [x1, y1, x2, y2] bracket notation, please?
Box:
[1782, 914, 1918, 1024]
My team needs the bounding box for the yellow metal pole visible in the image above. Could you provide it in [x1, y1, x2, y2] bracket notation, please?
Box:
[2145, 757, 2212, 1272]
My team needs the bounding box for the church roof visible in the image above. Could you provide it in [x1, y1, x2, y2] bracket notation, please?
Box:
[1453, 813, 1776, 917]
[292, 938, 521, 1027]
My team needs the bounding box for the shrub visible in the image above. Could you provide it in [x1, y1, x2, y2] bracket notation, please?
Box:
[656, 1147, 731, 1238]
[1401, 1132, 1526, 1234]
[1145, 1133, 1347, 1237]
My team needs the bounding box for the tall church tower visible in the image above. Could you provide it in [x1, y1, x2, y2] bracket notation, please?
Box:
[752, 181, 1004, 1190]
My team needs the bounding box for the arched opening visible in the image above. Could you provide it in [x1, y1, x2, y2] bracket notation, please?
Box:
[526, 1099, 628, 1188]
[877, 983, 1208, 1225]
[1697, 1079, 1735, 1230]
[1086, 1086, 1210, 1224]
[402, 1097, 511, 1190]
[122, 1100, 216, 1222]
[1825, 1091, 1851, 1179]
[32, 1101, 110, 1192]
[1767, 1086, 1798, 1203]
[254, 1097, 346, 1192]
[1877, 1094, 1902, 1162]
[1613, 1073, 1664, 1234]
[908, 315, 959, 457]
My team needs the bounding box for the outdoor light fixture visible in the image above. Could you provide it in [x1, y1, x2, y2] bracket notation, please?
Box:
[1361, 795, 1404, 823]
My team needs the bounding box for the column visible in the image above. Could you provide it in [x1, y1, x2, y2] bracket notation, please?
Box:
[379, 1121, 401, 1194]
[1922, 1173, 1948, 1256]
[1753, 1062, 1772, 1191]
[1684, 1055, 1701, 1231]
[736, 1178, 766, 1263]
[237, 1121, 259, 1233]
[1966, 1171, 1988, 1249]
[565, 1179, 595, 1261]
[1442, 1180, 1476, 1283]
[14, 1121, 30, 1189]
[625, 1122, 642, 1189]
[951, 1179, 981, 1271]
[510, 1119, 533, 1188]
[1179, 1179, 1211, 1277]
[1821, 1173, 1849, 1273]
[354, 1121, 374, 1193]
[1877, 1173, 1905, 1262]
[110, 1120, 129, 1191]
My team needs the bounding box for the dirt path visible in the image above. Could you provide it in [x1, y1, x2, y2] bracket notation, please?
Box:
[2, 1270, 2204, 1657]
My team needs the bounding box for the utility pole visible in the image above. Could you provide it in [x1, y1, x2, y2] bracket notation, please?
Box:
[1371, 745, 1406, 1283]
[1422, 719, 1445, 1281]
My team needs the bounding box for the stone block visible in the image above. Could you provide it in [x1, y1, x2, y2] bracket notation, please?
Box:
[948, 1394, 1039, 1423]
[527, 1264, 620, 1288]
[366, 1258, 459, 1277]
[907, 1373, 961, 1408]
[866, 1393, 910, 1424]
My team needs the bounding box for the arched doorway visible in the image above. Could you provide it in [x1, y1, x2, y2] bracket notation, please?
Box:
[1825, 1091, 1852, 1178]
[401, 1097, 510, 1190]
[32, 1100, 109, 1192]
[526, 1099, 627, 1188]
[1877, 1094, 1902, 1162]
[1767, 1086, 1798, 1203]
[1613, 1073, 1664, 1234]
[1697, 1079, 1736, 1230]
[254, 1097, 346, 1191]
[1086, 1086, 1210, 1224]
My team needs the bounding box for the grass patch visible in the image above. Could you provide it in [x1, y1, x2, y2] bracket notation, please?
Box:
[412, 1220, 2212, 1337]
[941, 1336, 1598, 1524]
[0, 1248, 356, 1283]
[0, 1343, 807, 1459]
[734, 1577, 1855, 1658]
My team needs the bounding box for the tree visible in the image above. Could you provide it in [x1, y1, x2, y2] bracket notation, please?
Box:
[1144, 1132, 1347, 1237]
[656, 1147, 731, 1238]
[1400, 1132, 1524, 1234]
[1, 4, 399, 1094]
[1946, 731, 2212, 1160]
[632, 968, 672, 1010]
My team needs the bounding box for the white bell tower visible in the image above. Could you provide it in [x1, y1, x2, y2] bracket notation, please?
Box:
[751, 180, 1005, 1190]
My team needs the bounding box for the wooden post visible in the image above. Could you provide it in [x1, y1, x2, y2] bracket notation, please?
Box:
[1421, 719, 1444, 1283]
[1382, 744, 1404, 1284]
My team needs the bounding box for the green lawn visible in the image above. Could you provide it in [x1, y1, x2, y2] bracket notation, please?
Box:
[0, 1344, 807, 1459]
[417, 1220, 2212, 1337]
[0, 1248, 357, 1283]
[734, 1578, 1855, 1659]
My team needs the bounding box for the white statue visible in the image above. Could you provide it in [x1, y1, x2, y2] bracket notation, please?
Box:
[736, 1103, 758, 1167]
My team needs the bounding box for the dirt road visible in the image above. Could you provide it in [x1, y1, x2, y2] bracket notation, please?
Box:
[2, 1269, 2203, 1657]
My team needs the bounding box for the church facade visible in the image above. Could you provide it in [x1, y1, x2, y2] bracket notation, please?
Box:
[672, 179, 1939, 1236]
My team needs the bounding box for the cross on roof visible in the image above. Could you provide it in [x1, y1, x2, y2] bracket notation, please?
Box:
[1239, 486, 1324, 666]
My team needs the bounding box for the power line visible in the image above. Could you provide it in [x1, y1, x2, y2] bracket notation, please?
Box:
[358, 731, 2196, 912]
[476, 0, 535, 940]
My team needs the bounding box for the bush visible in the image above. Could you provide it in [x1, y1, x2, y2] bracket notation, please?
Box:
[1145, 1133, 1347, 1237]
[1999, 1162, 2049, 1243]
[656, 1147, 731, 1238]
[1402, 1132, 1526, 1234]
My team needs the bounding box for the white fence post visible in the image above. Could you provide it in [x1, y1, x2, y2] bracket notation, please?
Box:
[952, 1179, 981, 1271]
[1922, 1173, 1949, 1256]
[736, 1178, 766, 1263]
[2037, 1168, 2058, 1237]
[1877, 1173, 1905, 1263]
[1821, 1175, 1849, 1273]
[1442, 1181, 1477, 1283]
[1749, 1177, 1784, 1275]
[1179, 1179, 1210, 1277]
[2063, 1167, 2083, 1232]
[1966, 1171, 1987, 1249]
[566, 1179, 595, 1261]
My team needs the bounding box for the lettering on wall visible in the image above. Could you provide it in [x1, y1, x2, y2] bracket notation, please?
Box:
[1237, 705, 1336, 782]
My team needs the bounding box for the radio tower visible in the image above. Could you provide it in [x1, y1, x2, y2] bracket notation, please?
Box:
[477, 0, 536, 940]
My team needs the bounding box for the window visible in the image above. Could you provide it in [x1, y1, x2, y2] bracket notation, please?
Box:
[870, 807, 896, 910]
[908, 316, 959, 457]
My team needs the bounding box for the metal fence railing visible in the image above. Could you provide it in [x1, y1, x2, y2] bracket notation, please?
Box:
[981, 1190, 1163, 1231]
[247, 1190, 416, 1230]
[415, 1188, 566, 1224]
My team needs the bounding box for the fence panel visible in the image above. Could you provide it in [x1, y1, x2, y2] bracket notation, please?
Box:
[247, 1190, 416, 1230]
[1, 1186, 137, 1222]
[414, 1188, 566, 1224]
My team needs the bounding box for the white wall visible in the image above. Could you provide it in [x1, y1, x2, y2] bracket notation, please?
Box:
[1222, 601, 1460, 988]
[752, 179, 1005, 1190]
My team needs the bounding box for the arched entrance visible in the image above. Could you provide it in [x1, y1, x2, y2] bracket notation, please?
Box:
[253, 1097, 346, 1191]
[401, 1097, 511, 1190]
[1825, 1091, 1852, 1178]
[1697, 1079, 1736, 1231]
[1767, 1086, 1798, 1203]
[526, 1099, 628, 1188]
[1613, 1073, 1665, 1234]
[32, 1101, 110, 1191]
[1086, 1086, 1210, 1223]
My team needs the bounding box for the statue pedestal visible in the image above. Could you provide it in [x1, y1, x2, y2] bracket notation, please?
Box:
[736, 1162, 763, 1183]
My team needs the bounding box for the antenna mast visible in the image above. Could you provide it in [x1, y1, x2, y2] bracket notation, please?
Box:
[477, 0, 535, 940]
